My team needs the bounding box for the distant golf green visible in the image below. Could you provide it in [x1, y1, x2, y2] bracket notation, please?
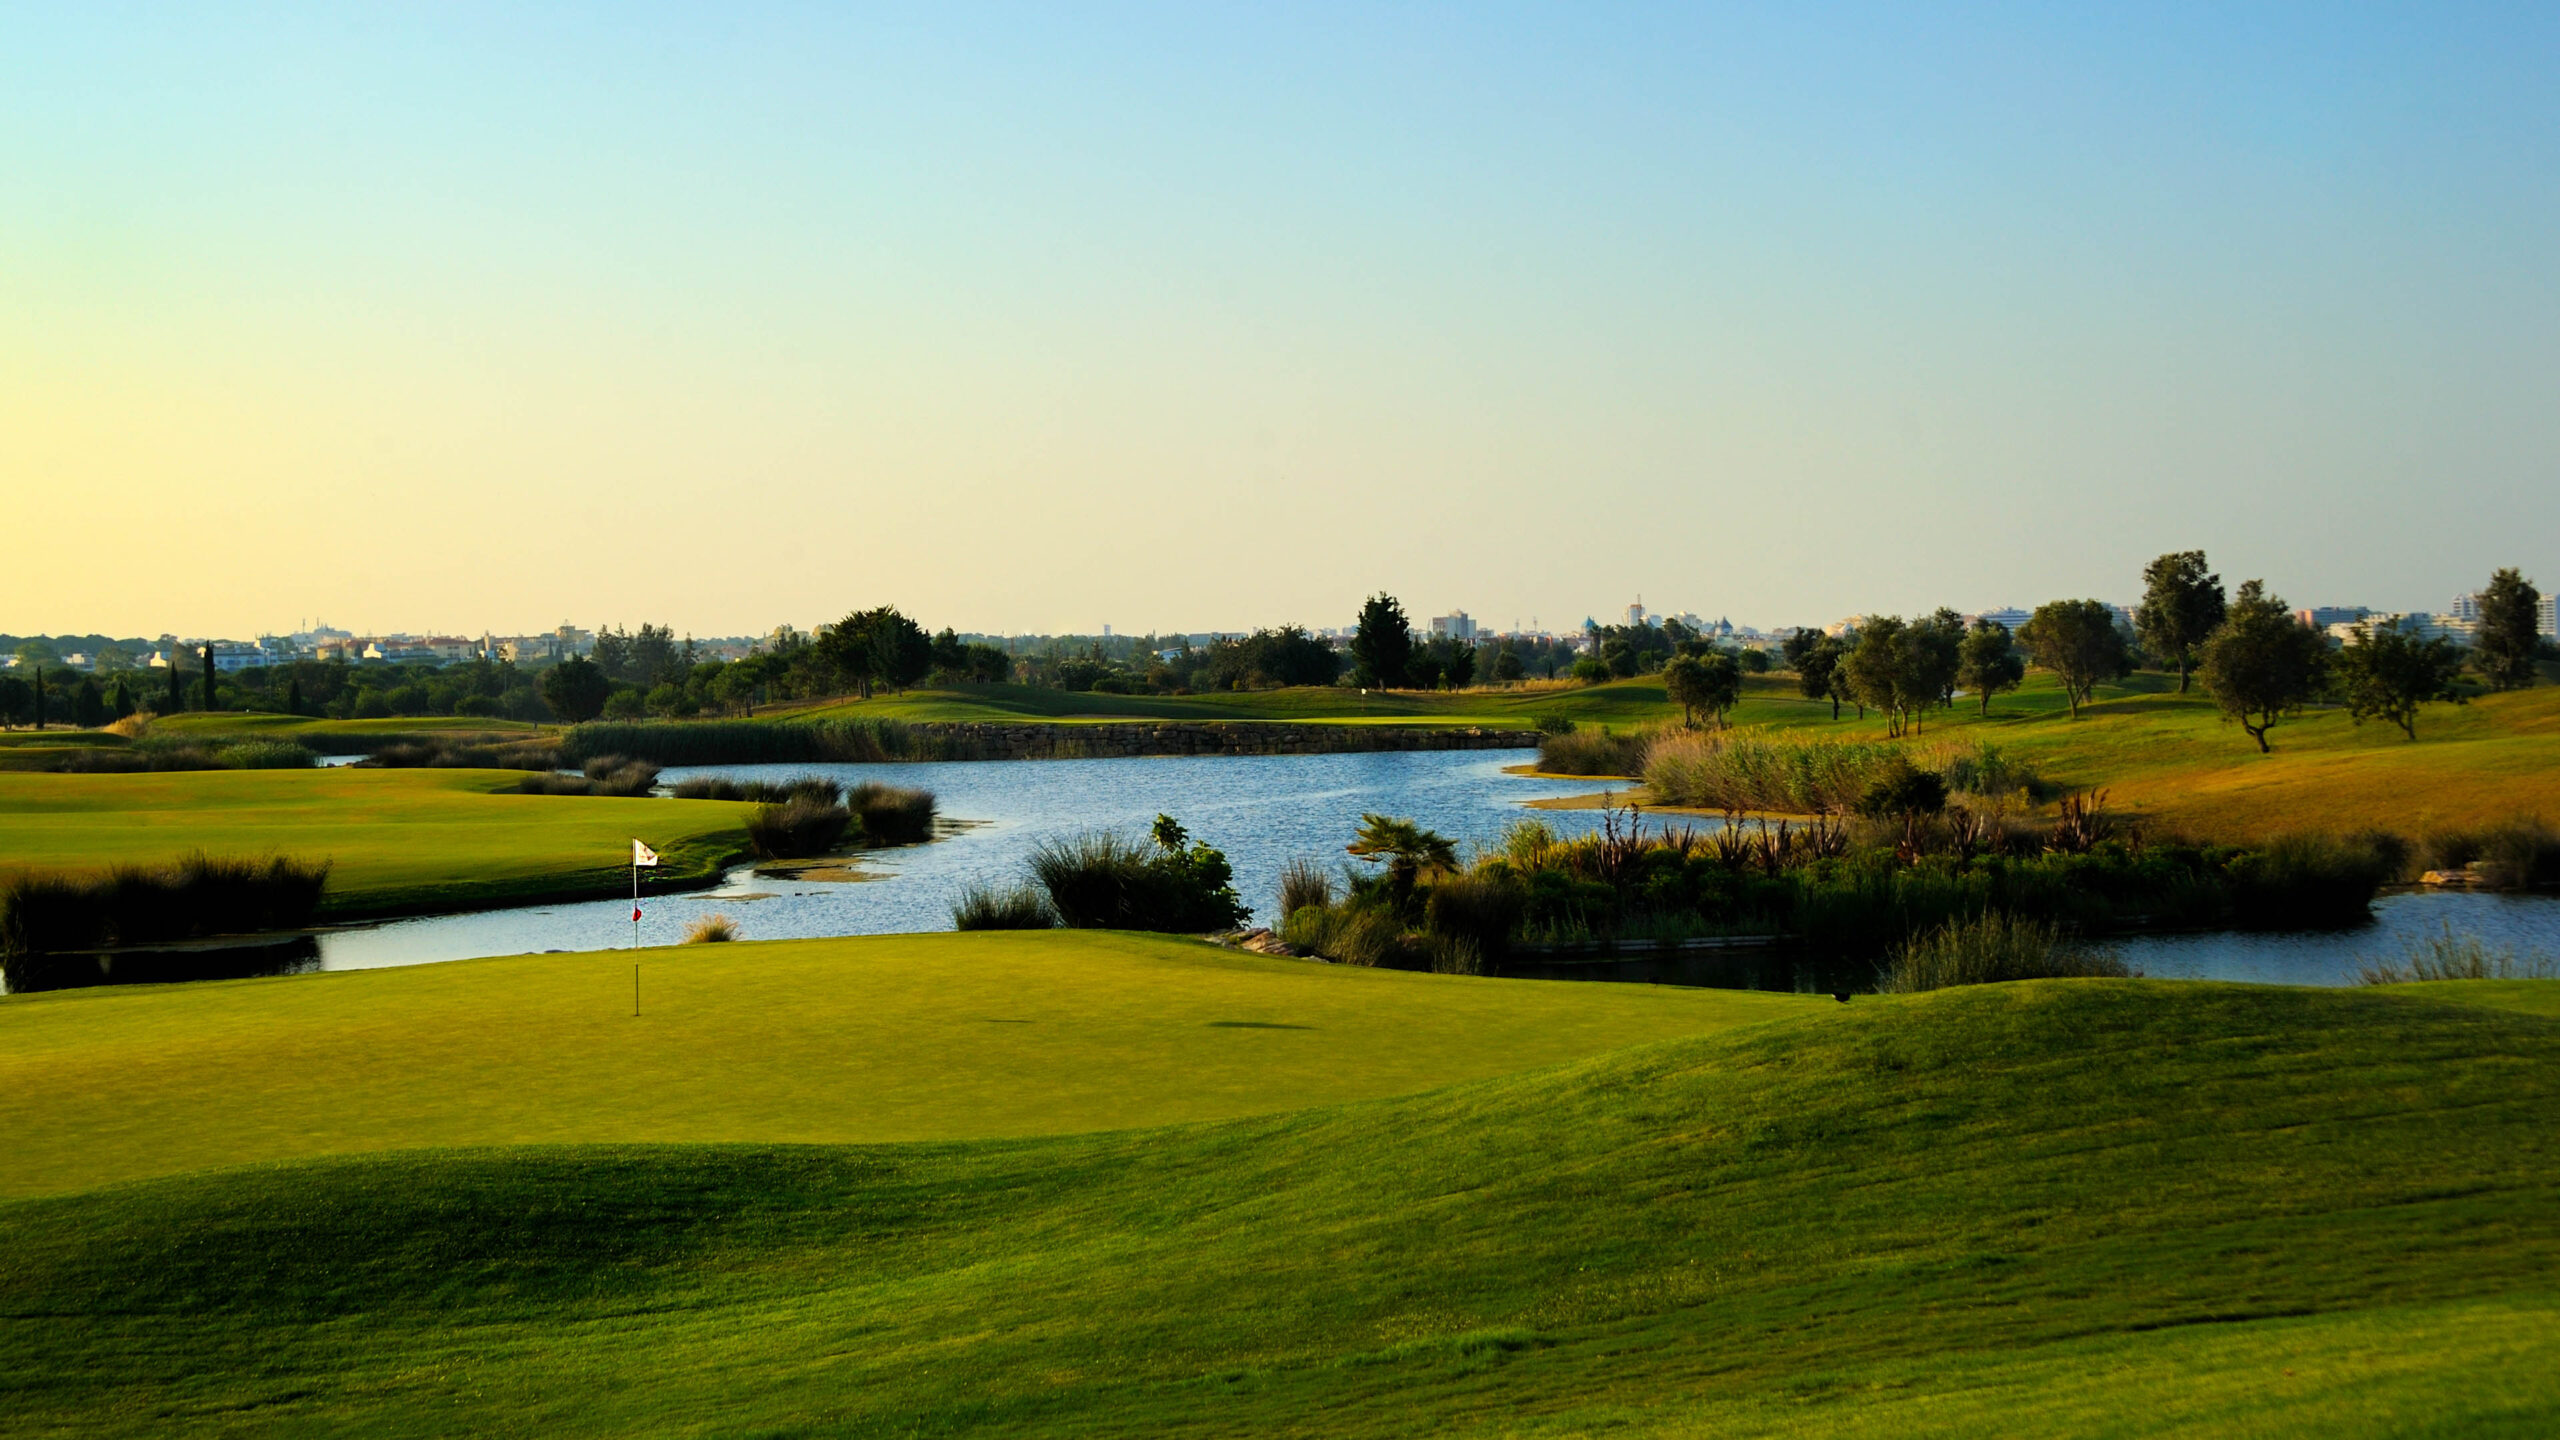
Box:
[0, 930, 1806, 1197]
[0, 767, 746, 915]
[1, 973, 2551, 1435]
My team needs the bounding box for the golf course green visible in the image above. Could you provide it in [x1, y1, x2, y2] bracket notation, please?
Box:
[0, 767, 747, 915]
[0, 949, 2551, 1436]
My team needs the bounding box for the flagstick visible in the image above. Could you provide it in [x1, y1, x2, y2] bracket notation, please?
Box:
[634, 962, 640, 1018]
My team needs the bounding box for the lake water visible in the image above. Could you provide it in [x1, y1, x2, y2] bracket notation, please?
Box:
[314, 750, 1634, 969]
[13, 748, 2558, 993]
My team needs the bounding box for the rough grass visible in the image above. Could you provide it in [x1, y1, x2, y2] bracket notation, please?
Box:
[0, 980, 2553, 1435]
[0, 769, 748, 917]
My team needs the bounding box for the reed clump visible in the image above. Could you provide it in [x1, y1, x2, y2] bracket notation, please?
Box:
[745, 795, 854, 858]
[670, 775, 843, 806]
[1642, 729, 1921, 813]
[561, 719, 955, 767]
[2355, 924, 2558, 984]
[849, 783, 936, 844]
[363, 736, 561, 770]
[1276, 858, 1335, 919]
[951, 883, 1059, 930]
[46, 736, 318, 773]
[1881, 913, 2129, 993]
[2415, 818, 2560, 891]
[513, 756, 661, 798]
[0, 853, 331, 960]
[682, 914, 739, 944]
[1535, 726, 1658, 777]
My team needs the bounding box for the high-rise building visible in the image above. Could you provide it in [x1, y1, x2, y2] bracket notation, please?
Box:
[1428, 612, 1477, 642]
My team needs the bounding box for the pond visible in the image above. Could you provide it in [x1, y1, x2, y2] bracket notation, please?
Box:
[313, 749, 1632, 971]
[12, 748, 2558, 994]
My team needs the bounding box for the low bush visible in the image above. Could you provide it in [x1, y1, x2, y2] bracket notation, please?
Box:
[1422, 870, 1527, 960]
[745, 795, 854, 858]
[1881, 912, 2129, 992]
[1536, 726, 1654, 777]
[363, 736, 561, 770]
[849, 783, 936, 844]
[1, 853, 331, 959]
[2356, 924, 2558, 984]
[951, 883, 1059, 931]
[561, 719, 954, 767]
[2225, 831, 2405, 929]
[683, 914, 739, 944]
[44, 736, 319, 773]
[1282, 903, 1408, 967]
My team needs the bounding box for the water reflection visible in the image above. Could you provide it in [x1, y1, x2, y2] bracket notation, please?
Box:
[3, 936, 322, 994]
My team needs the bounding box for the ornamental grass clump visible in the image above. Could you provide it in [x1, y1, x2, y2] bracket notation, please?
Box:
[1881, 912, 2128, 993]
[1535, 726, 1655, 777]
[0, 853, 331, 959]
[1023, 816, 1247, 933]
[1642, 729, 1920, 814]
[682, 913, 739, 944]
[849, 783, 936, 844]
[1276, 858, 1335, 919]
[745, 794, 854, 858]
[2355, 924, 2558, 984]
[950, 883, 1059, 931]
[2415, 818, 2560, 890]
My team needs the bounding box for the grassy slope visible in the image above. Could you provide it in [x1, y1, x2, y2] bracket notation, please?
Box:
[0, 931, 1807, 1198]
[2, 977, 2553, 1436]
[148, 713, 551, 736]
[0, 768, 746, 916]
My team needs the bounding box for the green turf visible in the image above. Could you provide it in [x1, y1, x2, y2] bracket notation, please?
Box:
[0, 768, 746, 917]
[0, 930, 1807, 1197]
[1, 975, 2551, 1435]
[782, 677, 1683, 727]
[146, 712, 552, 737]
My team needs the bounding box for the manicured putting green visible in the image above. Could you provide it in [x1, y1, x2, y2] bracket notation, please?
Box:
[0, 767, 746, 915]
[0, 929, 1811, 1197]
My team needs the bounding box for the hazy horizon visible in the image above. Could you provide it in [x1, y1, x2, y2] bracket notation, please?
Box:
[7, 4, 2555, 638]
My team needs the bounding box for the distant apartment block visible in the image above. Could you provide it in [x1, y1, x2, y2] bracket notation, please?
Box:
[1429, 611, 1478, 642]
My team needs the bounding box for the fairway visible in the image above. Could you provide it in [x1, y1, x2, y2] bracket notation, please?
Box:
[0, 930, 1808, 1197]
[2, 978, 2552, 1436]
[0, 767, 747, 916]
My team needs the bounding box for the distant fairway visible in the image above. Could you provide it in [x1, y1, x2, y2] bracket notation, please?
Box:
[0, 767, 748, 915]
[0, 930, 1805, 1197]
[1, 972, 2552, 1436]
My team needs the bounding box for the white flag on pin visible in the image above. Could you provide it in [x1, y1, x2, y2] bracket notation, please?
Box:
[632, 839, 660, 867]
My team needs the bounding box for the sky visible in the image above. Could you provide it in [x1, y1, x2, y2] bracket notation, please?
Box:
[4, 3, 2556, 640]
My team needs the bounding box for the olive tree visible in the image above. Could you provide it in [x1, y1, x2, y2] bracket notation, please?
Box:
[2197, 580, 2330, 753]
[1664, 651, 1742, 728]
[2135, 551, 2227, 693]
[2019, 600, 2131, 719]
[2335, 619, 2465, 740]
[1957, 619, 2025, 715]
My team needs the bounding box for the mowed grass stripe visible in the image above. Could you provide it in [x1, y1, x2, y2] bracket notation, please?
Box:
[0, 930, 1811, 1197]
[1, 981, 2551, 1436]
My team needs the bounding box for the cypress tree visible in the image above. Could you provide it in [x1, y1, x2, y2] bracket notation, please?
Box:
[167, 656, 183, 713]
[285, 675, 303, 716]
[31, 665, 44, 730]
[201, 644, 217, 711]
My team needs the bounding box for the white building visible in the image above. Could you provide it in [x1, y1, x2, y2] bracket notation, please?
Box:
[1428, 611, 1478, 642]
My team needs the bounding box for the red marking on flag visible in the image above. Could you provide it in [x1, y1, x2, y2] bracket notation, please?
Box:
[633, 907, 643, 922]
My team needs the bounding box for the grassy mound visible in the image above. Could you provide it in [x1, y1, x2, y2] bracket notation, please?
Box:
[2, 979, 2554, 1435]
[0, 931, 1803, 1197]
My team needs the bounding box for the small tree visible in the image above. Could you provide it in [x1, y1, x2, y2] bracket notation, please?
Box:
[2019, 600, 2130, 719]
[2135, 551, 2227, 693]
[1346, 812, 1457, 901]
[284, 675, 303, 717]
[166, 656, 184, 713]
[2335, 620, 2465, 741]
[1491, 644, 1525, 683]
[2473, 568, 2542, 691]
[31, 666, 44, 730]
[539, 656, 613, 723]
[1664, 652, 1741, 728]
[72, 676, 108, 729]
[1350, 594, 1414, 689]
[1958, 619, 2025, 715]
[2197, 580, 2330, 753]
[200, 644, 217, 711]
[1789, 631, 1845, 719]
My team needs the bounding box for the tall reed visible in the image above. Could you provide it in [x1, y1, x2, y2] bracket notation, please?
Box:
[1643, 729, 1927, 813]
[0, 853, 331, 957]
[1881, 912, 2128, 992]
[849, 783, 936, 843]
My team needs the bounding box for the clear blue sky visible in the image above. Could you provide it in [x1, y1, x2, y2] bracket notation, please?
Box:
[4, 3, 2554, 636]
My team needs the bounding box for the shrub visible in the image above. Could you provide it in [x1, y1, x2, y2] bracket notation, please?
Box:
[1422, 869, 1526, 960]
[2224, 831, 2405, 929]
[951, 883, 1059, 930]
[1940, 741, 2048, 803]
[1536, 726, 1653, 777]
[683, 913, 739, 944]
[1283, 903, 1407, 967]
[848, 782, 936, 844]
[1027, 817, 1247, 932]
[745, 795, 854, 858]
[1881, 913, 2129, 992]
[670, 775, 844, 805]
[580, 756, 662, 797]
[2356, 924, 2558, 984]
[560, 719, 948, 767]
[48, 735, 319, 773]
[1276, 858, 1335, 918]
[363, 736, 561, 770]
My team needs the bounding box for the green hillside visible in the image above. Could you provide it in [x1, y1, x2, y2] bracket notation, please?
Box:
[3, 974, 2552, 1436]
